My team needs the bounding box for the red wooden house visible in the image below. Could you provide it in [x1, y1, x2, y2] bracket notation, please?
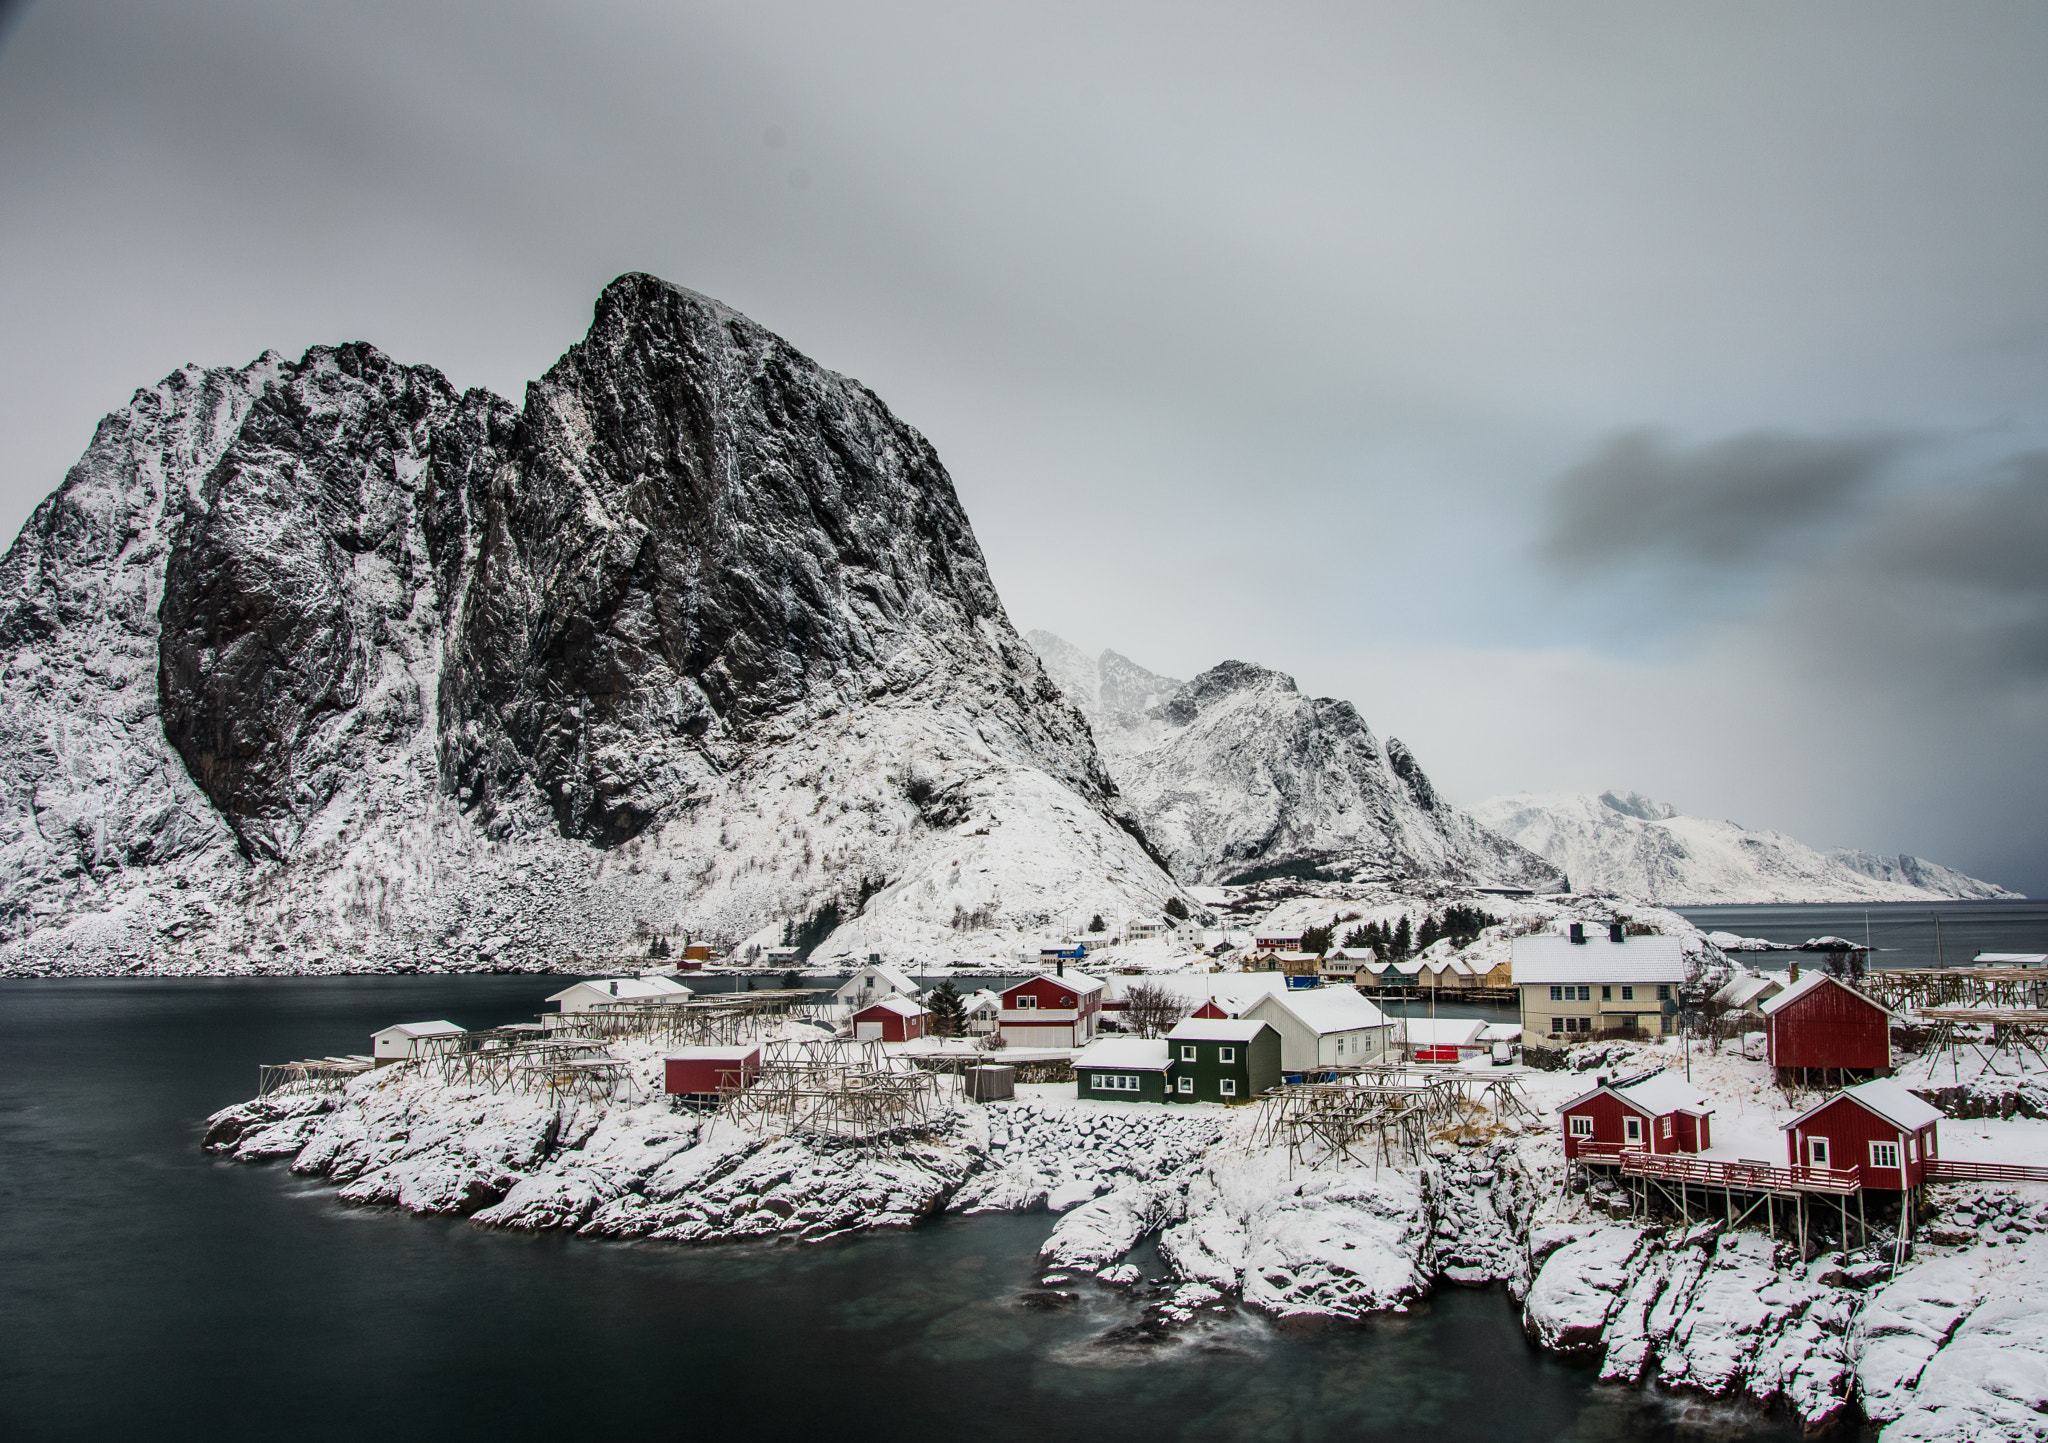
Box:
[1560, 1071, 1715, 1161]
[1761, 974, 1895, 1082]
[1782, 1078, 1941, 1190]
[999, 971, 1104, 1048]
[665, 1045, 761, 1100]
[852, 994, 928, 1043]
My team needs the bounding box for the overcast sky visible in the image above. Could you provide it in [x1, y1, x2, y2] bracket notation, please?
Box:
[4, 1, 2047, 891]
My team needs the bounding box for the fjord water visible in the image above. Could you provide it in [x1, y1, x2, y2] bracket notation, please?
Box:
[0, 977, 1795, 1443]
[1673, 898, 2048, 969]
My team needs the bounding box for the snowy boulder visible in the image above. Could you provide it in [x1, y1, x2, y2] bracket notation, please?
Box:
[1039, 1179, 1189, 1272]
[1885, 1266, 2048, 1443]
[1524, 1226, 1646, 1356]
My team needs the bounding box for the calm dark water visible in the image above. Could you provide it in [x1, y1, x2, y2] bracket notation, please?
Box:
[1673, 898, 2048, 969]
[0, 977, 1797, 1443]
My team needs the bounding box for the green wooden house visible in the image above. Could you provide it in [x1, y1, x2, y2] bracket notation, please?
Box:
[1072, 1036, 1174, 1104]
[1165, 1018, 1281, 1104]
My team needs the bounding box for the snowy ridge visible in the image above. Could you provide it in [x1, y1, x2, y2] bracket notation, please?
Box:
[1473, 790, 2019, 904]
[0, 276, 1193, 974]
[1027, 636, 1562, 891]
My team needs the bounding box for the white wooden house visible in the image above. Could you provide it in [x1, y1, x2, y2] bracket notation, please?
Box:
[545, 975, 695, 1013]
[371, 1020, 466, 1064]
[833, 962, 920, 1011]
[1240, 988, 1391, 1073]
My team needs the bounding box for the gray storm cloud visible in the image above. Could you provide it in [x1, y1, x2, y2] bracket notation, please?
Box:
[1543, 428, 1910, 568]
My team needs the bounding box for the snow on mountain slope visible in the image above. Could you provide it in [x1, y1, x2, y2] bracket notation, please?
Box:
[1473, 790, 2020, 904]
[0, 275, 1189, 975]
[1027, 637, 1562, 892]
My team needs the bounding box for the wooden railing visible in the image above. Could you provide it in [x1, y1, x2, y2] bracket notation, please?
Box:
[1927, 1158, 2048, 1184]
[1617, 1150, 1863, 1196]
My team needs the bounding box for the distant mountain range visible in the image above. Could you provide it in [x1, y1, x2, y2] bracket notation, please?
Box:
[1027, 633, 1563, 892]
[1472, 791, 2020, 904]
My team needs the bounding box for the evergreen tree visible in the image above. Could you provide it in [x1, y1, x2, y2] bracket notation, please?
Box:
[1391, 915, 1412, 960]
[1416, 914, 1441, 953]
[926, 979, 967, 1037]
[1088, 914, 1106, 933]
[1164, 896, 1191, 921]
[1301, 923, 1334, 955]
[1341, 923, 1373, 949]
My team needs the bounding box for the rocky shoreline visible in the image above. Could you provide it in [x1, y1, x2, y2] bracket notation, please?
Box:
[206, 1066, 2047, 1441]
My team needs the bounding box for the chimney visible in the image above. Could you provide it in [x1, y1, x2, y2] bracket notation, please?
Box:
[1569, 922, 1585, 945]
[1057, 953, 1065, 977]
[608, 980, 617, 996]
[1789, 960, 1800, 982]
[1609, 921, 1625, 944]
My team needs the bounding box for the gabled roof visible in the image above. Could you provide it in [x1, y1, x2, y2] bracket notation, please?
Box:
[1713, 974, 1784, 1008]
[961, 988, 1003, 1012]
[374, 1020, 465, 1039]
[1757, 972, 1897, 1020]
[1004, 970, 1104, 999]
[853, 994, 925, 1019]
[1510, 934, 1688, 985]
[1398, 1018, 1487, 1047]
[1562, 1069, 1712, 1117]
[1246, 987, 1389, 1034]
[666, 1045, 760, 1061]
[842, 962, 918, 994]
[1168, 1017, 1273, 1044]
[1074, 1037, 1172, 1071]
[1479, 1023, 1523, 1042]
[1784, 1078, 1942, 1133]
[545, 976, 694, 1003]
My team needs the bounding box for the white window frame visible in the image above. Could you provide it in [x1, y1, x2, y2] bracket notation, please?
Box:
[1870, 1140, 1900, 1169]
[1808, 1137, 1830, 1167]
[1623, 1116, 1643, 1145]
[1179, 1044, 1196, 1062]
[1659, 1116, 1674, 1140]
[1219, 1046, 1236, 1064]
[1219, 1078, 1237, 1097]
[1550, 986, 1563, 1001]
[1568, 1114, 1594, 1138]
[1621, 986, 1634, 1001]
[1015, 994, 1037, 1010]
[1177, 1076, 1193, 1094]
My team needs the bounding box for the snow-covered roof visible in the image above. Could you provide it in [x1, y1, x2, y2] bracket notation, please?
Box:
[1398, 1018, 1487, 1047]
[853, 994, 925, 1019]
[1249, 987, 1388, 1034]
[1168, 1017, 1273, 1044]
[1564, 1069, 1712, 1116]
[1974, 952, 2048, 965]
[1006, 970, 1104, 998]
[545, 976, 694, 1003]
[962, 988, 1003, 1012]
[374, 1020, 465, 1039]
[1786, 1078, 1942, 1133]
[1510, 934, 1687, 985]
[1757, 973, 1895, 1020]
[1104, 972, 1294, 1014]
[1074, 1037, 1172, 1071]
[846, 962, 918, 994]
[1713, 974, 1783, 1008]
[1479, 1023, 1523, 1042]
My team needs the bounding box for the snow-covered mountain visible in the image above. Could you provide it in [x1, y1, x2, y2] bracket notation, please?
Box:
[1472, 791, 2020, 903]
[0, 275, 1191, 974]
[1026, 637, 1563, 892]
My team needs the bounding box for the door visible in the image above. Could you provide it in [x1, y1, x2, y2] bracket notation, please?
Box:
[1623, 1116, 1643, 1147]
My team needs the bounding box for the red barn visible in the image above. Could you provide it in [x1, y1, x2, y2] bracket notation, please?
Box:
[1783, 1079, 1941, 1190]
[999, 971, 1104, 1047]
[665, 1046, 761, 1100]
[852, 995, 928, 1043]
[1761, 974, 1895, 1082]
[1560, 1071, 1715, 1161]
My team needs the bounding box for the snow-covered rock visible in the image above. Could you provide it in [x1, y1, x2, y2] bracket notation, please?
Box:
[1, 275, 1195, 975]
[1474, 790, 2019, 903]
[1028, 636, 1562, 891]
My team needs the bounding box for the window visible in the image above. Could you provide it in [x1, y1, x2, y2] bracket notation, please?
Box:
[1623, 1117, 1643, 1144]
[1807, 1137, 1830, 1167]
[1219, 1046, 1236, 1063]
[1659, 1117, 1674, 1140]
[1566, 1017, 1591, 1034]
[1569, 1115, 1594, 1137]
[1015, 995, 1037, 1010]
[1180, 1045, 1197, 1062]
[1601, 986, 1612, 1001]
[1578, 986, 1592, 1001]
[1058, 995, 1074, 1007]
[1219, 1078, 1237, 1097]
[1621, 986, 1634, 1001]
[1657, 985, 1671, 1001]
[1550, 986, 1563, 1001]
[1177, 1077, 1193, 1094]
[1869, 1140, 1900, 1169]
[1907, 1137, 1918, 1163]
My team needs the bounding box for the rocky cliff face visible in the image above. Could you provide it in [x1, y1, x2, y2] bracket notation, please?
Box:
[0, 276, 1187, 974]
[1026, 636, 1562, 891]
[1473, 790, 2021, 903]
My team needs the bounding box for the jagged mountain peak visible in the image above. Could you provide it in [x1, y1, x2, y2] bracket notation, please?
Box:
[0, 276, 1188, 974]
[1475, 791, 2019, 903]
[1158, 659, 1294, 723]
